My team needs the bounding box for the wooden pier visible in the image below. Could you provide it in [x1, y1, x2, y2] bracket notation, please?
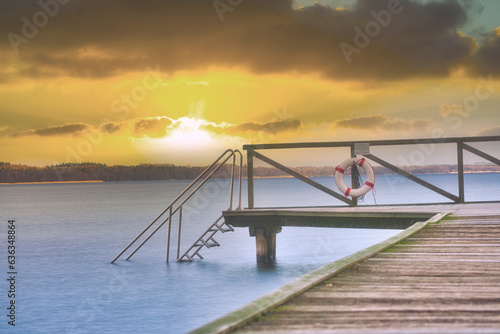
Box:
[185, 137, 500, 333]
[237, 136, 500, 265]
[190, 203, 500, 334]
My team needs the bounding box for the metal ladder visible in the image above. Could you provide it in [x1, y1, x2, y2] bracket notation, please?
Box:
[110, 149, 243, 264]
[177, 215, 234, 261]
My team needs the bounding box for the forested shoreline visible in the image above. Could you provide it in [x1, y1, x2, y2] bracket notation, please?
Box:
[0, 162, 499, 184]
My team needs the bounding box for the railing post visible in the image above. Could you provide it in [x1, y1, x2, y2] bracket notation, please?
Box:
[229, 152, 235, 210]
[247, 149, 255, 209]
[457, 141, 465, 203]
[236, 150, 243, 210]
[176, 205, 183, 261]
[350, 144, 358, 207]
[166, 206, 173, 263]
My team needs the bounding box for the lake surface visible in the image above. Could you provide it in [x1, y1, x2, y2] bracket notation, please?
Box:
[1, 173, 499, 333]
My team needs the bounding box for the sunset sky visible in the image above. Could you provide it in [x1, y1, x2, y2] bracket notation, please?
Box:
[1, 0, 499, 167]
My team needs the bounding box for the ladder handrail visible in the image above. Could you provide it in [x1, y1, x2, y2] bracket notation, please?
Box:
[124, 152, 234, 261]
[175, 150, 242, 261]
[110, 149, 241, 263]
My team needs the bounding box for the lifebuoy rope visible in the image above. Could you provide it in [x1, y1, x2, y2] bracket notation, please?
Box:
[334, 157, 375, 200]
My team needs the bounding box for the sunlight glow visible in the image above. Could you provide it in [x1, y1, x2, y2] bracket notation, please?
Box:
[168, 117, 215, 147]
[130, 116, 239, 165]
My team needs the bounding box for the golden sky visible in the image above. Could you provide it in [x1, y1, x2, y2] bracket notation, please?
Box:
[1, 0, 499, 166]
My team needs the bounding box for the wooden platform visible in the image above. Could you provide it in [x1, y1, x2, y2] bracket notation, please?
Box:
[223, 207, 438, 230]
[223, 204, 465, 264]
[190, 203, 500, 334]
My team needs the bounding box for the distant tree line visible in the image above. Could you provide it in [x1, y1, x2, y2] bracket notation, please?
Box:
[0, 163, 208, 183]
[0, 162, 499, 183]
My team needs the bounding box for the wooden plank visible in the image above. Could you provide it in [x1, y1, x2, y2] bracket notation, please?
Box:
[223, 209, 427, 229]
[408, 238, 500, 244]
[389, 245, 500, 252]
[283, 304, 500, 313]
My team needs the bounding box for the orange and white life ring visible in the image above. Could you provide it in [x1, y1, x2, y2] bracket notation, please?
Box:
[334, 157, 375, 198]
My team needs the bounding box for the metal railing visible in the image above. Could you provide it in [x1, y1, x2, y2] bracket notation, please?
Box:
[244, 136, 500, 208]
[111, 149, 243, 263]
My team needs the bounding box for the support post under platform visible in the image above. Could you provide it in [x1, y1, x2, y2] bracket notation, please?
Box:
[250, 226, 282, 265]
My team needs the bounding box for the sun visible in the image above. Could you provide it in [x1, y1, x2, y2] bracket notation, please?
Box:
[131, 116, 236, 164]
[130, 114, 246, 165]
[168, 117, 215, 147]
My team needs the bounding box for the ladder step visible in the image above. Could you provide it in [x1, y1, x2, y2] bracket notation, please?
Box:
[221, 223, 234, 232]
[212, 224, 225, 232]
[199, 239, 210, 247]
[178, 254, 193, 262]
[207, 237, 220, 247]
[177, 219, 234, 263]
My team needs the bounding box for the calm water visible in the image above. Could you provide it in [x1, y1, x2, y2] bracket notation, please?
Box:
[1, 173, 499, 333]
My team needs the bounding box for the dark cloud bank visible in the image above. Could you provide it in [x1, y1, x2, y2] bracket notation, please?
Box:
[10, 122, 91, 137]
[1, 0, 499, 83]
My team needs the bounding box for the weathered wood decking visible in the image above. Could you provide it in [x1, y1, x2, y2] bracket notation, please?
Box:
[235, 207, 500, 333]
[190, 203, 500, 334]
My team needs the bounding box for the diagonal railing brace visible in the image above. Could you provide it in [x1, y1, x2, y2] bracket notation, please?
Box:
[365, 153, 460, 203]
[252, 151, 354, 206]
[462, 143, 500, 166]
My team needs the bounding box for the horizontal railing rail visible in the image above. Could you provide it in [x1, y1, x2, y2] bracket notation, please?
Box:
[244, 136, 500, 150]
[244, 136, 500, 208]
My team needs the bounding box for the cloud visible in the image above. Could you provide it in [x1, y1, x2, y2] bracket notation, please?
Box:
[335, 115, 431, 131]
[226, 119, 302, 134]
[100, 122, 122, 134]
[186, 81, 209, 86]
[476, 126, 500, 137]
[472, 27, 500, 73]
[0, 0, 496, 83]
[440, 103, 469, 119]
[0, 126, 10, 135]
[133, 117, 172, 138]
[11, 122, 92, 137]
